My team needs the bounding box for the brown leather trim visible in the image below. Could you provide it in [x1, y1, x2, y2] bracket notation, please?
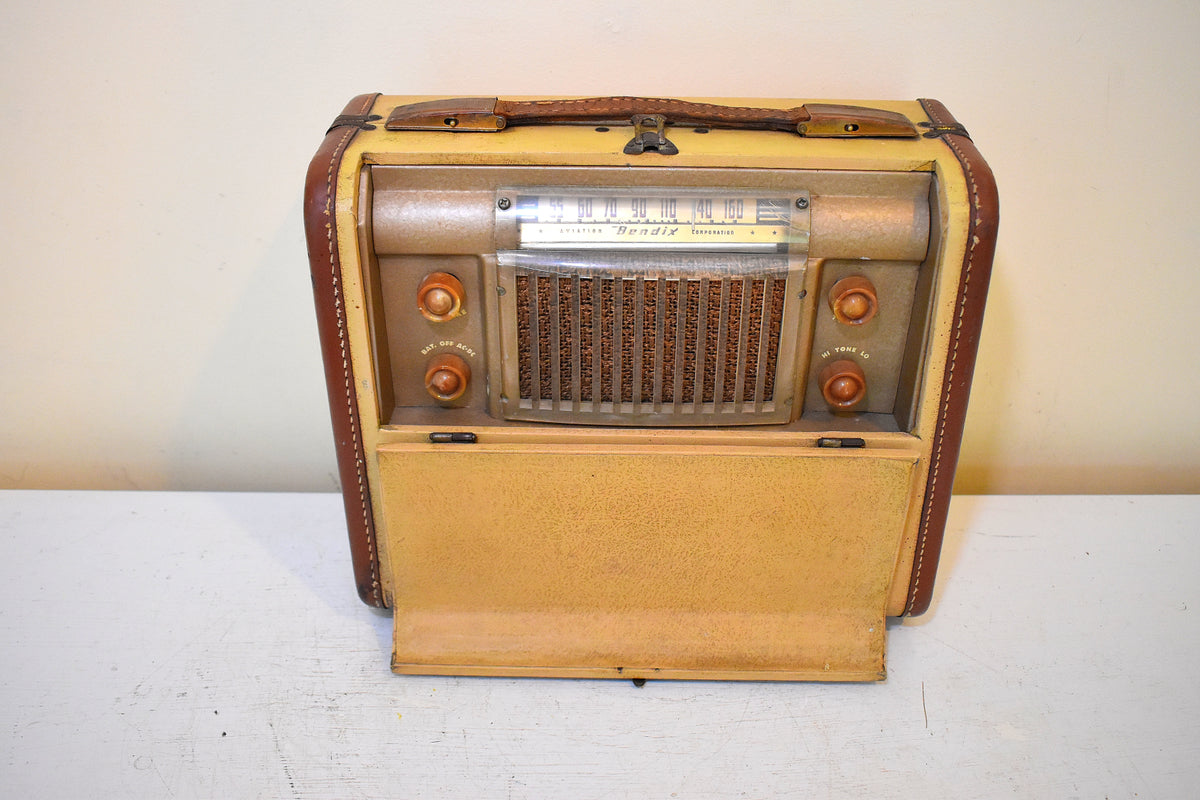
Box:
[904, 99, 999, 615]
[495, 97, 811, 130]
[385, 96, 917, 137]
[496, 98, 915, 136]
[304, 93, 386, 607]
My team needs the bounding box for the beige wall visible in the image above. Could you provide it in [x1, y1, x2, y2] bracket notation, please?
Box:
[2, 1, 1198, 494]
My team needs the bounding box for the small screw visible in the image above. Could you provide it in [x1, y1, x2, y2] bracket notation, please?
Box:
[496, 286, 506, 296]
[798, 289, 808, 299]
[497, 197, 511, 210]
[795, 197, 809, 210]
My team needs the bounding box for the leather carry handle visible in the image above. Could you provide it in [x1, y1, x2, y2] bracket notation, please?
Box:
[385, 96, 918, 138]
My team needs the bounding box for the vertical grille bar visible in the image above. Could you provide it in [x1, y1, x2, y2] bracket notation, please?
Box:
[612, 276, 623, 412]
[693, 277, 709, 414]
[516, 274, 529, 402]
[754, 277, 773, 411]
[590, 277, 603, 413]
[652, 279, 666, 410]
[733, 278, 752, 412]
[633, 278, 645, 412]
[529, 274, 542, 409]
[672, 279, 687, 412]
[570, 274, 581, 410]
[549, 274, 562, 410]
[713, 280, 731, 412]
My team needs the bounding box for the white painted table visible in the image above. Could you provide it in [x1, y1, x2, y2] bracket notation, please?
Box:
[2, 492, 1196, 798]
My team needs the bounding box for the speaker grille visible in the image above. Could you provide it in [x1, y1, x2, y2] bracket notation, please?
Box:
[506, 264, 796, 424]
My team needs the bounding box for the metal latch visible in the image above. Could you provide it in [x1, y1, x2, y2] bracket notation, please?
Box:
[429, 432, 478, 444]
[624, 114, 678, 155]
[817, 437, 866, 448]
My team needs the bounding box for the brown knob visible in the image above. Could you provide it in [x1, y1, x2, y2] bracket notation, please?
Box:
[425, 353, 471, 402]
[828, 276, 878, 325]
[417, 272, 465, 322]
[818, 359, 867, 411]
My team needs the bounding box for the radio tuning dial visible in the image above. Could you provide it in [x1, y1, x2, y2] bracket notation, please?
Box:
[819, 359, 867, 411]
[417, 272, 465, 322]
[425, 353, 471, 402]
[828, 276, 878, 325]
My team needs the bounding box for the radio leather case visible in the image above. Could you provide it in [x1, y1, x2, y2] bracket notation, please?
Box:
[304, 95, 998, 681]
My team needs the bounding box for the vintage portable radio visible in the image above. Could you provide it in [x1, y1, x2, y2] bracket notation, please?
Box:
[304, 95, 997, 681]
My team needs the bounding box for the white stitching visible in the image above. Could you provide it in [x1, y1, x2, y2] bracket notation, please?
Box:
[516, 96, 790, 118]
[908, 101, 980, 613]
[324, 95, 382, 605]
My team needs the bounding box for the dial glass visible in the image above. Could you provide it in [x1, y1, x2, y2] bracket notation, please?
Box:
[506, 189, 808, 252]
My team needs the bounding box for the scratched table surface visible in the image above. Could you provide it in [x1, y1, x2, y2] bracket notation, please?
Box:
[1, 491, 1196, 798]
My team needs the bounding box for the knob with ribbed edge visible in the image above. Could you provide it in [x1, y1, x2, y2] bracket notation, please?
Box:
[425, 353, 471, 402]
[818, 359, 867, 411]
[417, 272, 465, 322]
[828, 275, 878, 325]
